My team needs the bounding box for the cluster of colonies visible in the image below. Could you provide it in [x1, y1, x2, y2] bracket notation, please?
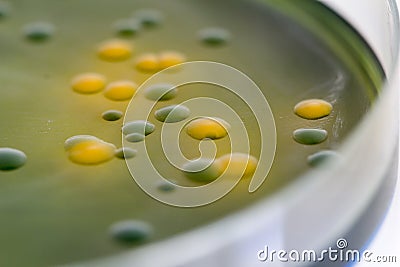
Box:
[1, 0, 340, 244]
[293, 99, 339, 166]
[0, 2, 340, 244]
[0, 2, 233, 243]
[121, 85, 259, 183]
[60, 7, 233, 244]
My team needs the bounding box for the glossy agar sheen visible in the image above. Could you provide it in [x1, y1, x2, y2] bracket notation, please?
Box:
[185, 117, 230, 140]
[154, 105, 190, 123]
[0, 148, 27, 171]
[101, 110, 123, 121]
[216, 153, 258, 178]
[97, 39, 133, 61]
[103, 80, 137, 101]
[294, 99, 333, 120]
[110, 220, 153, 243]
[114, 147, 137, 159]
[143, 83, 177, 101]
[122, 120, 155, 136]
[71, 73, 107, 94]
[293, 128, 328, 145]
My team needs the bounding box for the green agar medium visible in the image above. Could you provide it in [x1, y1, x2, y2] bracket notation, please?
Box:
[0, 148, 27, 171]
[293, 128, 328, 145]
[154, 105, 190, 123]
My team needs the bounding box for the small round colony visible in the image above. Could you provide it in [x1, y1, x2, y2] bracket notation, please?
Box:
[0, 148, 27, 171]
[64, 135, 100, 151]
[307, 150, 339, 167]
[216, 153, 258, 178]
[122, 120, 155, 136]
[113, 18, 141, 37]
[182, 158, 223, 183]
[97, 39, 133, 62]
[103, 80, 137, 101]
[102, 110, 123, 121]
[122, 120, 155, 143]
[185, 117, 230, 140]
[134, 53, 160, 72]
[23, 21, 55, 42]
[114, 147, 137, 159]
[65, 135, 116, 165]
[71, 73, 107, 94]
[134, 9, 163, 27]
[0, 1, 11, 19]
[292, 128, 328, 145]
[144, 83, 177, 101]
[134, 51, 186, 72]
[110, 220, 153, 243]
[156, 180, 176, 192]
[294, 99, 332, 120]
[154, 105, 190, 123]
[198, 27, 231, 46]
[125, 133, 145, 143]
[159, 51, 186, 69]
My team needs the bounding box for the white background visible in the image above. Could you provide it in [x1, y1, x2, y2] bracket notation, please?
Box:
[359, 171, 400, 267]
[357, 0, 400, 263]
[321, 1, 400, 265]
